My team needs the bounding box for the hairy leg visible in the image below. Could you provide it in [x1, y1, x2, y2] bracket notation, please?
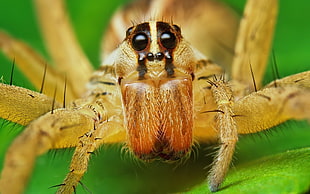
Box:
[0, 83, 61, 126]
[0, 32, 71, 101]
[265, 71, 310, 88]
[234, 71, 310, 134]
[0, 84, 126, 194]
[232, 0, 278, 94]
[207, 78, 238, 192]
[0, 109, 94, 194]
[35, 0, 93, 97]
[234, 85, 310, 134]
[56, 121, 125, 193]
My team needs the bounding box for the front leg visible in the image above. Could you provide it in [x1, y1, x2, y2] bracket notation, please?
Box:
[0, 107, 125, 194]
[207, 78, 238, 192]
[56, 121, 125, 193]
[0, 109, 94, 194]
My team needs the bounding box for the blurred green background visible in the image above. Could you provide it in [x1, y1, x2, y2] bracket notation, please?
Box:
[0, 0, 309, 193]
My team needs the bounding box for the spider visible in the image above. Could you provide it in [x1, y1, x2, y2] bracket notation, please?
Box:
[0, 0, 310, 193]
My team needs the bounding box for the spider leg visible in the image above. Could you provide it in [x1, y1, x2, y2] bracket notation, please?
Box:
[265, 71, 310, 88]
[207, 78, 238, 192]
[0, 83, 61, 126]
[206, 71, 310, 190]
[34, 0, 93, 97]
[0, 106, 126, 194]
[0, 109, 93, 194]
[56, 121, 125, 193]
[234, 74, 310, 134]
[232, 0, 278, 94]
[0, 32, 74, 101]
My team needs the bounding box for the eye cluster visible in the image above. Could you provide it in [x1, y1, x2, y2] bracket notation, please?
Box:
[126, 23, 181, 52]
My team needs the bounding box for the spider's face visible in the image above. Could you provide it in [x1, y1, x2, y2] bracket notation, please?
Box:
[115, 21, 195, 161]
[115, 21, 196, 82]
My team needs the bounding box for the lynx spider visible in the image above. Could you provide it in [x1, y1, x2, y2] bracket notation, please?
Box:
[0, 0, 310, 193]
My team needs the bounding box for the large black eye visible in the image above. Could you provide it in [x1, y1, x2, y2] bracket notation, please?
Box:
[160, 31, 177, 49]
[132, 33, 148, 51]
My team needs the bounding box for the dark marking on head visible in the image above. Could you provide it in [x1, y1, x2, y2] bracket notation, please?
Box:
[134, 22, 150, 34]
[164, 50, 173, 62]
[156, 22, 182, 78]
[137, 52, 147, 79]
[190, 73, 195, 80]
[118, 77, 123, 85]
[164, 51, 175, 77]
[125, 23, 151, 79]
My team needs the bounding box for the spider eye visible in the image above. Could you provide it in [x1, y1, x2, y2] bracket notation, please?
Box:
[126, 26, 133, 37]
[160, 31, 177, 49]
[173, 24, 181, 33]
[132, 33, 148, 51]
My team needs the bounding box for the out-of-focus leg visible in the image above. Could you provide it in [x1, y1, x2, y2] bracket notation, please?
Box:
[232, 0, 278, 94]
[35, 0, 93, 97]
[0, 32, 73, 101]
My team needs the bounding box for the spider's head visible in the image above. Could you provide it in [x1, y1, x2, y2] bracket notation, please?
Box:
[115, 21, 196, 81]
[115, 21, 196, 161]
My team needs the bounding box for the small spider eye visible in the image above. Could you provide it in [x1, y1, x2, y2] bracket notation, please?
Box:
[132, 33, 149, 51]
[160, 32, 177, 49]
[126, 26, 133, 37]
[173, 24, 181, 33]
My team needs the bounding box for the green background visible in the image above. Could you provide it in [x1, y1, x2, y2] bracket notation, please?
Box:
[0, 0, 310, 193]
